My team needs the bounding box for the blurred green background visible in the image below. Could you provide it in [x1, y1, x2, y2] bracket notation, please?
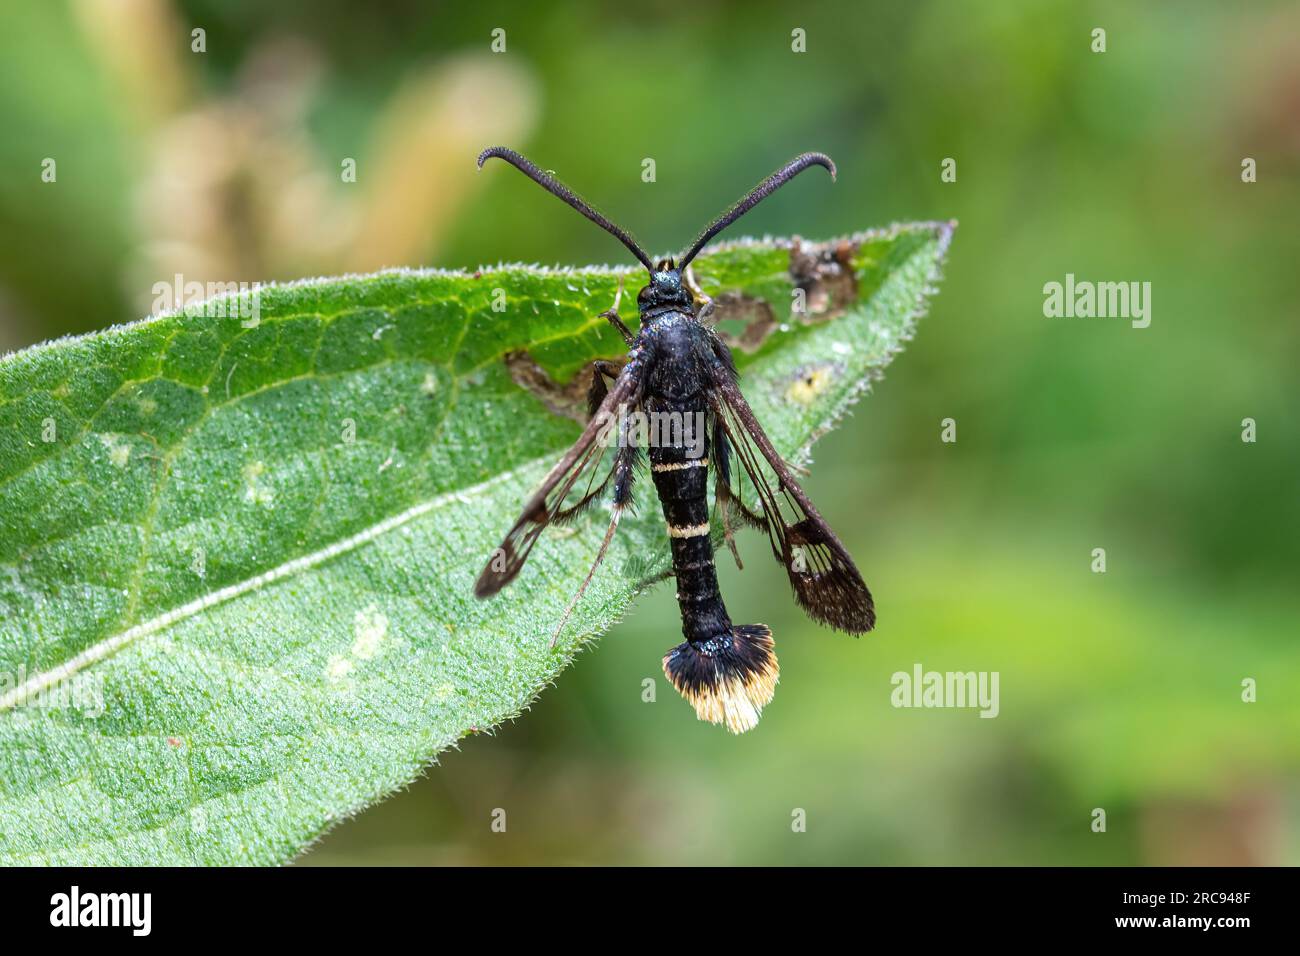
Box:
[1, 0, 1296, 865]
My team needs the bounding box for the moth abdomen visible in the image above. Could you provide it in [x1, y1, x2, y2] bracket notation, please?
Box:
[662, 624, 779, 735]
[647, 389, 780, 734]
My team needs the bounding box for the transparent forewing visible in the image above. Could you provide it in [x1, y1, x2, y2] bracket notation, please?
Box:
[709, 370, 875, 634]
[474, 370, 640, 598]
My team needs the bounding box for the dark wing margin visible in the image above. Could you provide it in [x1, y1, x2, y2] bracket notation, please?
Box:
[474, 367, 640, 599]
[708, 358, 875, 634]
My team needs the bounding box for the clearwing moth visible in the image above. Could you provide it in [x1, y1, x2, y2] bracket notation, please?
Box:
[474, 147, 874, 733]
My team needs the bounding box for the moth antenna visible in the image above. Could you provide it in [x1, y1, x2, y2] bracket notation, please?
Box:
[679, 152, 836, 268]
[478, 147, 656, 273]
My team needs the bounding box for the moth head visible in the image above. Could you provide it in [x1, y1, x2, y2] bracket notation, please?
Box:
[637, 258, 690, 310]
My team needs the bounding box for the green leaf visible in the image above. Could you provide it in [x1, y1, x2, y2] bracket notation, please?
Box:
[0, 222, 954, 864]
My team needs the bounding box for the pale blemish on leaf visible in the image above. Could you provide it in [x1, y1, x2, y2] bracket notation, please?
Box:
[242, 460, 274, 507]
[326, 654, 354, 684]
[351, 605, 388, 660]
[99, 434, 131, 468]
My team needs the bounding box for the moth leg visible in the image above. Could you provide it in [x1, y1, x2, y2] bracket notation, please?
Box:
[719, 496, 742, 569]
[602, 310, 635, 346]
[713, 428, 744, 569]
[684, 264, 715, 322]
[550, 435, 638, 647]
[587, 359, 622, 417]
[600, 274, 635, 345]
[608, 440, 637, 508]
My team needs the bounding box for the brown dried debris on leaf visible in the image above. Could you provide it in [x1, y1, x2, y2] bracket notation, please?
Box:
[504, 350, 628, 424]
[707, 291, 779, 353]
[706, 235, 862, 355]
[789, 236, 859, 321]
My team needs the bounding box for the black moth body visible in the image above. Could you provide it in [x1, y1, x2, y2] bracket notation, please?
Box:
[473, 147, 874, 733]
